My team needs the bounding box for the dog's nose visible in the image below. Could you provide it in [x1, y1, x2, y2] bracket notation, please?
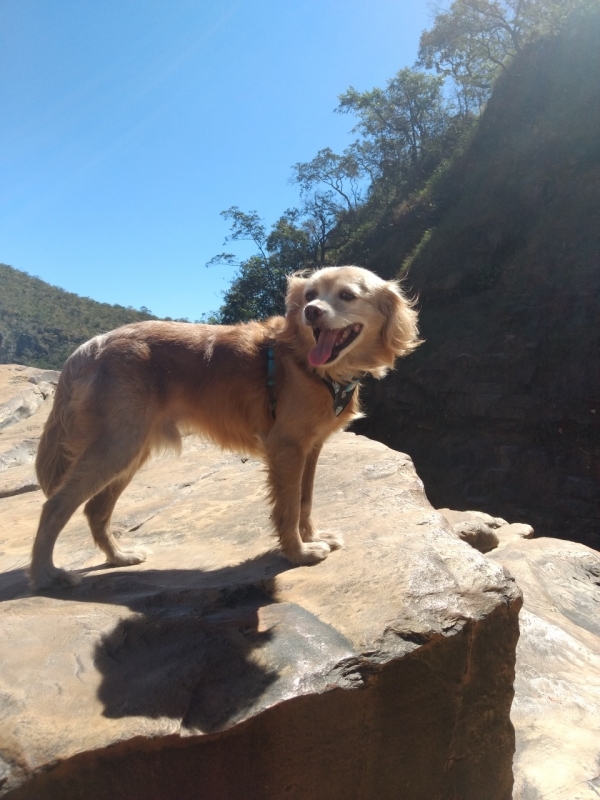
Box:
[304, 305, 323, 323]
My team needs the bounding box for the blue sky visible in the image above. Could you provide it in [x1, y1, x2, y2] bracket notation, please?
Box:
[1, 0, 432, 319]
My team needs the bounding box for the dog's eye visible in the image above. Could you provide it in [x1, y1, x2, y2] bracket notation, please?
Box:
[339, 291, 356, 301]
[305, 290, 317, 302]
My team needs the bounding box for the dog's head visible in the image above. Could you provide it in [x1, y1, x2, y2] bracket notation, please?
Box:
[281, 266, 421, 380]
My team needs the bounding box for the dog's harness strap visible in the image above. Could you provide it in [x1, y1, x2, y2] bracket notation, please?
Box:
[266, 346, 277, 419]
[320, 376, 360, 416]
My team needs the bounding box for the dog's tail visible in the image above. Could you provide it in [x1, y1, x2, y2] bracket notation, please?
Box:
[35, 341, 97, 497]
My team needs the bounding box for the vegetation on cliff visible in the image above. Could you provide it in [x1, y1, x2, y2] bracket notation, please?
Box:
[209, 0, 597, 321]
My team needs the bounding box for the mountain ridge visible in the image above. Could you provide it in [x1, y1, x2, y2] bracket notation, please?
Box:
[0, 263, 158, 369]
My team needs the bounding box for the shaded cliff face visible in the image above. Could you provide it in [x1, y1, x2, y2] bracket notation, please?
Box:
[356, 13, 600, 549]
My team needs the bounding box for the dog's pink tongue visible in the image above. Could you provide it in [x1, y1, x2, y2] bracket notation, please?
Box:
[308, 329, 340, 366]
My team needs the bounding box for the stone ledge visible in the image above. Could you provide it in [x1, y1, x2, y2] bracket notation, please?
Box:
[0, 374, 521, 800]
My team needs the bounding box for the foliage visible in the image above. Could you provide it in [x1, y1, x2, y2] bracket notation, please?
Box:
[209, 207, 314, 323]
[210, 67, 462, 321]
[292, 147, 362, 211]
[336, 68, 451, 194]
[0, 264, 156, 369]
[400, 229, 434, 276]
[418, 0, 599, 112]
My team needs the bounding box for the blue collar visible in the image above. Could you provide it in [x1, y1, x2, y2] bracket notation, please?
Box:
[266, 347, 359, 418]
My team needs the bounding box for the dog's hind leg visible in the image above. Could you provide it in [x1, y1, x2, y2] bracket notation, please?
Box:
[30, 434, 149, 591]
[299, 443, 344, 552]
[84, 468, 148, 567]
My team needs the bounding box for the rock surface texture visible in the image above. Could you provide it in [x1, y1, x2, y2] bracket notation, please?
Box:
[437, 514, 600, 799]
[0, 366, 521, 800]
[490, 536, 600, 800]
[0, 366, 58, 500]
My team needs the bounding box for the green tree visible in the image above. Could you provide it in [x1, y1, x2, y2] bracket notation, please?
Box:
[209, 70, 458, 323]
[208, 207, 315, 323]
[336, 68, 450, 196]
[208, 0, 599, 323]
[292, 147, 363, 211]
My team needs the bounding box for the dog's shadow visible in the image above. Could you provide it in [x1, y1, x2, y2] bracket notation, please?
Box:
[0, 554, 301, 733]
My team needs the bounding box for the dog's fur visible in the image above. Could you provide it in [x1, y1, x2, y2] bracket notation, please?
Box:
[30, 266, 420, 590]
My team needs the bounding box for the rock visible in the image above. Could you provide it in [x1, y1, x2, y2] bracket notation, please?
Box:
[26, 371, 60, 387]
[0, 367, 521, 800]
[0, 366, 56, 432]
[0, 366, 55, 476]
[494, 523, 534, 549]
[451, 519, 499, 553]
[489, 538, 600, 800]
[438, 509, 535, 554]
[0, 469, 39, 500]
[437, 505, 600, 796]
[437, 508, 505, 553]
[438, 508, 508, 530]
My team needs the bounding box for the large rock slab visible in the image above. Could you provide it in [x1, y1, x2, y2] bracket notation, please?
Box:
[0, 366, 520, 800]
[490, 538, 600, 800]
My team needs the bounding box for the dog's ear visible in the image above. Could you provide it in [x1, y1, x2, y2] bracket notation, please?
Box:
[278, 273, 310, 344]
[377, 281, 422, 358]
[284, 273, 309, 317]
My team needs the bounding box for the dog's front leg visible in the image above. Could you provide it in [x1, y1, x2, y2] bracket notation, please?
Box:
[299, 443, 344, 552]
[266, 437, 330, 565]
[299, 443, 322, 543]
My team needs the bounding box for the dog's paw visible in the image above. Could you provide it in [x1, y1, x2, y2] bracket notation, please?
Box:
[286, 541, 331, 565]
[107, 547, 148, 567]
[29, 565, 81, 592]
[312, 531, 344, 551]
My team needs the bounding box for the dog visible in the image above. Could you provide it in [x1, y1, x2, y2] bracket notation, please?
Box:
[30, 266, 420, 590]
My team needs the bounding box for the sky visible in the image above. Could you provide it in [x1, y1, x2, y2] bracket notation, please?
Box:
[0, 0, 433, 320]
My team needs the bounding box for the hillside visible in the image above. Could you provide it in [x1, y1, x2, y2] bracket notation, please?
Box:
[355, 12, 600, 548]
[0, 264, 156, 369]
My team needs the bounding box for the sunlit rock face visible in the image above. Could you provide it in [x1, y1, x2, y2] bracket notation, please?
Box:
[490, 537, 600, 800]
[0, 365, 520, 800]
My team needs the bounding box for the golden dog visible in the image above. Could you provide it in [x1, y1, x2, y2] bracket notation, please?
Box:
[30, 266, 420, 590]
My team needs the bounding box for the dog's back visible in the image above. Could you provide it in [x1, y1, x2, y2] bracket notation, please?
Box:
[36, 320, 282, 499]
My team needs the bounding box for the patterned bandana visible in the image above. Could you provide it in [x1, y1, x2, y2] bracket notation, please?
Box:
[320, 376, 360, 416]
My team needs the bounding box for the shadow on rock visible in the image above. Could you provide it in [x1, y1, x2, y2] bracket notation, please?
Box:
[96, 590, 278, 733]
[0, 553, 298, 733]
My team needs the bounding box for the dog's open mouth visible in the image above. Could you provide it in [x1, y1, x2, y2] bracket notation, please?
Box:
[308, 323, 363, 367]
